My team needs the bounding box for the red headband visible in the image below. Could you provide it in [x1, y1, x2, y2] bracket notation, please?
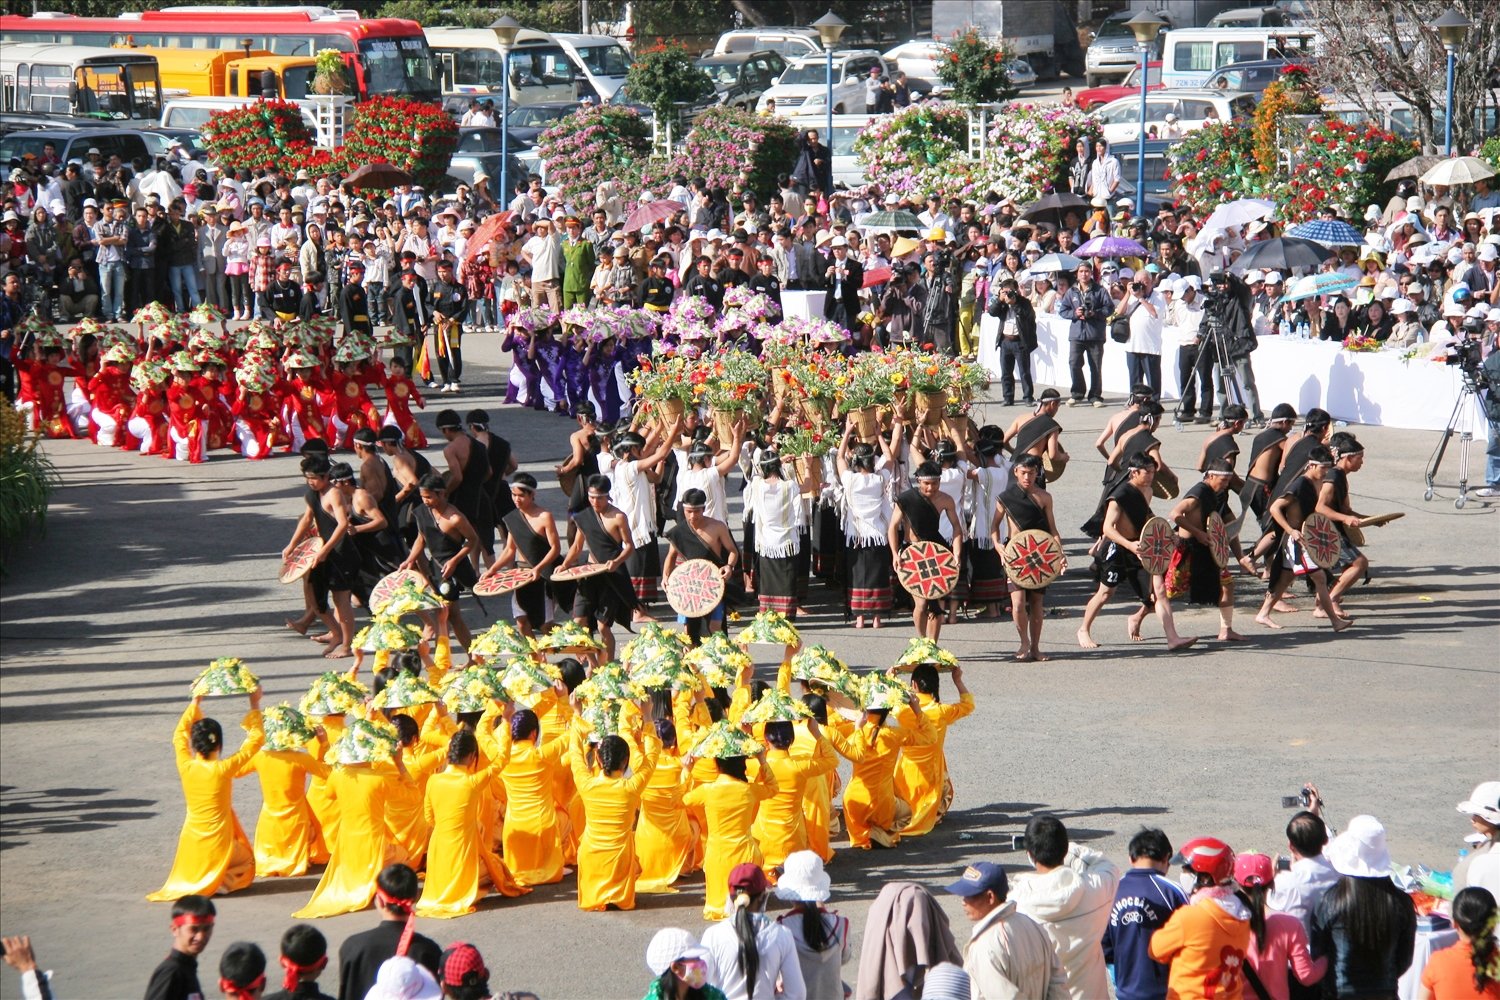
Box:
[280, 955, 328, 991]
[171, 913, 215, 929]
[218, 974, 266, 1000]
[374, 888, 414, 914]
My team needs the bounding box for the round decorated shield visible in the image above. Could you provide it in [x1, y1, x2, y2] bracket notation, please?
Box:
[665, 559, 727, 618]
[473, 566, 537, 597]
[1001, 529, 1066, 590]
[279, 537, 323, 584]
[1136, 517, 1176, 576]
[1152, 467, 1181, 500]
[369, 568, 427, 610]
[1041, 453, 1068, 483]
[1301, 511, 1341, 571]
[896, 541, 959, 600]
[551, 562, 611, 582]
[1206, 512, 1231, 569]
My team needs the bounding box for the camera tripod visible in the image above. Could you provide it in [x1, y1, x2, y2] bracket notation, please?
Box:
[1424, 375, 1485, 510]
[1174, 310, 1249, 430]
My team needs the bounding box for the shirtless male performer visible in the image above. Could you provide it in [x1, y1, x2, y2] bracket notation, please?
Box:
[401, 472, 481, 651]
[1094, 383, 1155, 462]
[990, 453, 1064, 662]
[1078, 453, 1198, 651]
[284, 454, 360, 658]
[378, 424, 431, 545]
[888, 461, 964, 641]
[662, 486, 742, 643]
[479, 472, 560, 637]
[1005, 387, 1070, 474]
[1166, 459, 1245, 642]
[557, 474, 638, 661]
[1254, 446, 1351, 632]
[1315, 431, 1371, 621]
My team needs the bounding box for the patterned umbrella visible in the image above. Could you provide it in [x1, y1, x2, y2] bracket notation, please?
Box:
[1285, 219, 1366, 247]
[1077, 235, 1147, 258]
[1280, 271, 1360, 302]
[857, 210, 924, 231]
[1029, 253, 1085, 273]
[622, 199, 684, 233]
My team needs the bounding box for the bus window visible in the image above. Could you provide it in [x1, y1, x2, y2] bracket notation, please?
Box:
[358, 36, 439, 100]
[449, 47, 504, 88]
[1173, 41, 1213, 72]
[126, 62, 160, 119]
[270, 36, 313, 57]
[512, 45, 574, 87]
[78, 64, 129, 116]
[28, 63, 71, 114]
[1214, 41, 1263, 68]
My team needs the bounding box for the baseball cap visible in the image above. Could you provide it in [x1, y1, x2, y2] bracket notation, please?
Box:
[440, 943, 488, 989]
[944, 862, 1008, 899]
[1233, 853, 1275, 888]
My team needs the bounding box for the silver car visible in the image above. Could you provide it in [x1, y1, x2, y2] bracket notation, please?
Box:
[1086, 10, 1171, 88]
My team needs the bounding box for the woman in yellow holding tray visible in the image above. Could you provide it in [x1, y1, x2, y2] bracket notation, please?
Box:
[682, 722, 778, 921]
[634, 718, 703, 894]
[893, 662, 974, 837]
[238, 704, 330, 878]
[826, 680, 935, 850]
[748, 697, 837, 872]
[569, 702, 661, 911]
[147, 682, 265, 901]
[497, 707, 570, 886]
[416, 700, 524, 918]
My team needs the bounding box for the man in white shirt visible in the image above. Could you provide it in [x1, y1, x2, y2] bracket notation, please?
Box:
[1122, 268, 1166, 395]
[1011, 815, 1120, 1000]
[946, 861, 1067, 1000]
[1268, 793, 1340, 935]
[521, 217, 563, 311]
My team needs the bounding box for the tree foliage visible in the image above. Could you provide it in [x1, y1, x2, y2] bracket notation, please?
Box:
[935, 29, 1016, 106]
[1301, 0, 1499, 154]
[625, 43, 713, 124]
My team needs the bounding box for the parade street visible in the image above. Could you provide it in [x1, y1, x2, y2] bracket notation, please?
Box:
[2, 335, 1495, 999]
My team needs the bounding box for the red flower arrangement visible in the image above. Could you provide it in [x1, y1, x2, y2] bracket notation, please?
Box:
[339, 97, 458, 190]
[202, 100, 314, 173]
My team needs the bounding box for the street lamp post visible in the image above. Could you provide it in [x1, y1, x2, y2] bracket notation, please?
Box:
[490, 14, 521, 212]
[812, 11, 847, 165]
[1126, 11, 1165, 218]
[1430, 9, 1470, 156]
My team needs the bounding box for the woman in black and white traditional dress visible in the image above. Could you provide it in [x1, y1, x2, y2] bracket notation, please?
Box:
[744, 451, 806, 617]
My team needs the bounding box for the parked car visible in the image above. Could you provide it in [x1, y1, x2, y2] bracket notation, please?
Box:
[1201, 58, 1299, 97]
[504, 101, 582, 145]
[693, 50, 788, 111]
[0, 127, 151, 169]
[160, 96, 316, 132]
[1086, 10, 1171, 88]
[881, 39, 943, 87]
[822, 113, 876, 188]
[447, 126, 527, 189]
[1207, 5, 1299, 28]
[1076, 61, 1162, 110]
[1004, 57, 1037, 89]
[713, 27, 821, 60]
[1094, 89, 1256, 144]
[1112, 138, 1176, 204]
[756, 50, 889, 116]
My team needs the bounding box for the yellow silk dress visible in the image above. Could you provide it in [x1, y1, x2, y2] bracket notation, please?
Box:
[239, 747, 331, 877]
[498, 735, 570, 886]
[793, 720, 844, 863]
[827, 710, 936, 849]
[147, 704, 265, 901]
[415, 725, 529, 918]
[634, 747, 702, 894]
[302, 714, 347, 864]
[569, 726, 660, 912]
[539, 695, 582, 864]
[752, 735, 837, 870]
[893, 691, 975, 837]
[382, 744, 446, 870]
[682, 767, 778, 921]
[292, 761, 410, 918]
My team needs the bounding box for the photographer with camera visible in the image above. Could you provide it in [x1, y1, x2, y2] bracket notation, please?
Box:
[922, 246, 960, 356]
[1478, 313, 1500, 499]
[987, 277, 1037, 405]
[1058, 263, 1111, 407]
[1201, 270, 1265, 426]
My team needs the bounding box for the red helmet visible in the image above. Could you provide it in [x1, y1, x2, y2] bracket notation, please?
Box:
[1178, 837, 1235, 883]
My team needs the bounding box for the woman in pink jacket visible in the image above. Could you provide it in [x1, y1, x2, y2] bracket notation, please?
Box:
[1234, 853, 1326, 1000]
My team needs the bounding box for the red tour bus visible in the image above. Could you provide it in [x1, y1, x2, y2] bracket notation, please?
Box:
[0, 6, 440, 102]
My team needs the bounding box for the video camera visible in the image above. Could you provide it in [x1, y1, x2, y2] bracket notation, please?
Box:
[1445, 320, 1489, 388]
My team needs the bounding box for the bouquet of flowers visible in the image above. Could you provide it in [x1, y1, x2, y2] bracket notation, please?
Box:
[893, 637, 960, 670]
[906, 356, 953, 394]
[535, 621, 604, 654]
[691, 720, 763, 760]
[334, 716, 401, 765]
[835, 354, 899, 413]
[699, 349, 766, 415]
[441, 665, 507, 714]
[352, 616, 424, 653]
[263, 704, 318, 752]
[191, 657, 259, 697]
[773, 424, 835, 459]
[627, 351, 699, 408]
[684, 633, 751, 689]
[736, 609, 801, 647]
[574, 660, 646, 704]
[470, 621, 539, 662]
[741, 689, 813, 724]
[371, 673, 445, 710]
[1342, 333, 1380, 353]
[498, 658, 562, 708]
[300, 671, 370, 717]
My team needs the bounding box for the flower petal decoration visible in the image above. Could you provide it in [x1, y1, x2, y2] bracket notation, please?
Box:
[299, 671, 370, 717]
[741, 689, 813, 724]
[736, 609, 801, 647]
[535, 621, 605, 653]
[893, 637, 960, 670]
[441, 665, 507, 714]
[333, 716, 401, 765]
[352, 616, 425, 652]
[371, 577, 444, 616]
[469, 621, 539, 662]
[693, 720, 763, 760]
[190, 656, 260, 697]
[859, 672, 911, 712]
[263, 703, 317, 752]
[574, 660, 647, 705]
[683, 633, 752, 689]
[370, 673, 445, 710]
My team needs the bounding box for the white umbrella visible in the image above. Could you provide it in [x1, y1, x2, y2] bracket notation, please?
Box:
[1419, 156, 1495, 187]
[1199, 198, 1277, 234]
[138, 171, 183, 203]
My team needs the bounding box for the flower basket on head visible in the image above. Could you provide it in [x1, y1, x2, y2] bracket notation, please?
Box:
[684, 633, 751, 689]
[860, 672, 911, 712]
[736, 609, 801, 648]
[441, 665, 506, 714]
[535, 621, 604, 655]
[498, 658, 563, 708]
[627, 352, 697, 417]
[470, 621, 539, 663]
[300, 671, 369, 717]
[352, 616, 424, 653]
[575, 660, 646, 704]
[693, 720, 763, 760]
[581, 698, 630, 738]
[371, 577, 444, 617]
[789, 645, 860, 700]
[621, 623, 692, 668]
[263, 703, 317, 752]
[334, 716, 400, 765]
[371, 673, 445, 710]
[893, 637, 960, 671]
[742, 688, 813, 724]
[191, 657, 259, 697]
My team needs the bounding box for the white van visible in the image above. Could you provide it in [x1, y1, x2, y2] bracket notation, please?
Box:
[1161, 27, 1318, 88]
[426, 27, 578, 107]
[162, 95, 316, 131]
[551, 33, 631, 102]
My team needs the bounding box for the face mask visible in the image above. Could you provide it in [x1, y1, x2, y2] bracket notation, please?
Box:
[675, 960, 708, 989]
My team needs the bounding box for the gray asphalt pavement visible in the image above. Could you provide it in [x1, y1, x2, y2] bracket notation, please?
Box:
[2, 331, 1496, 999]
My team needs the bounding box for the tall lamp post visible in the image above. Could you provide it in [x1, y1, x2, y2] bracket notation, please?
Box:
[1126, 11, 1165, 218]
[490, 14, 521, 211]
[812, 11, 847, 162]
[1430, 9, 1470, 156]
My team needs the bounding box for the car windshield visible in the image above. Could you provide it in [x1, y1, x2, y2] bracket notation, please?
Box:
[1096, 17, 1135, 39]
[575, 44, 630, 77]
[0, 136, 49, 162]
[695, 61, 741, 88]
[1125, 65, 1163, 86]
[359, 36, 440, 100]
[829, 125, 862, 156]
[779, 62, 830, 86]
[508, 106, 568, 127]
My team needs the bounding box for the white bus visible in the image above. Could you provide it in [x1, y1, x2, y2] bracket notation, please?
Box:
[425, 26, 579, 107]
[0, 42, 161, 120]
[551, 33, 631, 102]
[1160, 27, 1318, 88]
